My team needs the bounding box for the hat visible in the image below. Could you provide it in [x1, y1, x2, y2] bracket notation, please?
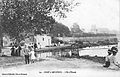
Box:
[112, 49, 118, 53]
[108, 49, 111, 51]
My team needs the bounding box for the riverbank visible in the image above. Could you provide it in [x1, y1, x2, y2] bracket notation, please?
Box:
[0, 55, 112, 70]
[0, 47, 111, 68]
[0, 44, 119, 70]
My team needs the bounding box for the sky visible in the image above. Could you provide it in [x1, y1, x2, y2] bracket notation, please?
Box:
[58, 0, 119, 32]
[0, 0, 119, 32]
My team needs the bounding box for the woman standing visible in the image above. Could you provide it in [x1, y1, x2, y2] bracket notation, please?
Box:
[29, 47, 36, 63]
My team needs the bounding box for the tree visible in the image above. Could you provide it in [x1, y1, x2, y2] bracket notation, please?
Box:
[71, 23, 83, 34]
[50, 22, 70, 37]
[0, 0, 79, 43]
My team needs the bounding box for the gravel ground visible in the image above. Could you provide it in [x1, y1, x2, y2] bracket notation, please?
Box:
[0, 56, 120, 77]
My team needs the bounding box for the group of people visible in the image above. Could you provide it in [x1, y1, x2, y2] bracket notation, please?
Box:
[22, 45, 36, 64]
[10, 43, 120, 69]
[103, 46, 120, 70]
[10, 43, 38, 64]
[11, 45, 22, 56]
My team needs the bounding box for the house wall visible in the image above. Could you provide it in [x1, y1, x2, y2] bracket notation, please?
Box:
[3, 36, 12, 46]
[34, 35, 51, 48]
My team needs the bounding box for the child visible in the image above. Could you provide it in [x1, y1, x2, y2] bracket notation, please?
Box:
[29, 47, 36, 63]
[103, 49, 111, 68]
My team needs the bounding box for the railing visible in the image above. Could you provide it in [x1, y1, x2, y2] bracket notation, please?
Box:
[34, 45, 79, 59]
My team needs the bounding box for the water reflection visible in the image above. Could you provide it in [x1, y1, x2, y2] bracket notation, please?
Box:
[79, 48, 108, 57]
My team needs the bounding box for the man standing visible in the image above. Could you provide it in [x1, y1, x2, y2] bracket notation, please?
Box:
[11, 46, 15, 56]
[18, 45, 22, 56]
[23, 45, 30, 64]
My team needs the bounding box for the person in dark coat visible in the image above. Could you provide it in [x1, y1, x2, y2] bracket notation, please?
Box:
[34, 43, 37, 50]
[17, 45, 22, 56]
[11, 46, 15, 56]
[23, 45, 30, 64]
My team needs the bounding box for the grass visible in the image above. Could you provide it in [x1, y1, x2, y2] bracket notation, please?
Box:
[0, 55, 47, 68]
[79, 55, 105, 64]
[51, 55, 105, 64]
[0, 56, 25, 68]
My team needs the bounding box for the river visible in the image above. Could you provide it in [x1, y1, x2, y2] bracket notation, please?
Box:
[1, 43, 120, 63]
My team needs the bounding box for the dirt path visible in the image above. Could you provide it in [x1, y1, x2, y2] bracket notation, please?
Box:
[0, 57, 120, 77]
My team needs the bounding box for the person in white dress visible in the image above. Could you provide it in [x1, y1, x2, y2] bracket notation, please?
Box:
[29, 47, 36, 63]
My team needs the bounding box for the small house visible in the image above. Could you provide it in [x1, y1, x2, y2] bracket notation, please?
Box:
[34, 34, 52, 48]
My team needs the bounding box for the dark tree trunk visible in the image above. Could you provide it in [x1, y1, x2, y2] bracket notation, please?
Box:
[0, 12, 3, 53]
[0, 26, 3, 53]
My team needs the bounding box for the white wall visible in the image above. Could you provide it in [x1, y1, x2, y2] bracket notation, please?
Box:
[3, 36, 12, 46]
[34, 35, 51, 48]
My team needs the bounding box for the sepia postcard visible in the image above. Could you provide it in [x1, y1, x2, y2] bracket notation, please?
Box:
[0, 0, 120, 77]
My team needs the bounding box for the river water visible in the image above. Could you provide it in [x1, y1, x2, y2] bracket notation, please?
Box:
[35, 46, 113, 59]
[79, 47, 108, 57]
[79, 42, 120, 63]
[1, 45, 115, 57]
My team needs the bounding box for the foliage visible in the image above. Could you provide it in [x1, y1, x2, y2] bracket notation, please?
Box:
[51, 37, 63, 44]
[50, 22, 70, 37]
[0, 0, 79, 42]
[71, 23, 83, 34]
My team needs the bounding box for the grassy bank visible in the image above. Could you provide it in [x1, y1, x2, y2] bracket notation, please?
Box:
[0, 56, 46, 68]
[0, 56, 24, 68]
[79, 55, 105, 64]
[0, 55, 105, 68]
[52, 55, 105, 64]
